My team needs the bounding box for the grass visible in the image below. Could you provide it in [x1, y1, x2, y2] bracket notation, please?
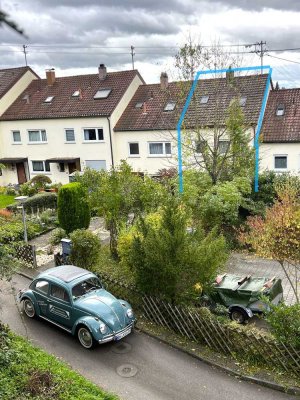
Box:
[0, 194, 15, 208]
[0, 326, 119, 400]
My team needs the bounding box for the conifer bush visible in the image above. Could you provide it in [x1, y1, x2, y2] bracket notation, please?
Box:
[57, 182, 90, 234]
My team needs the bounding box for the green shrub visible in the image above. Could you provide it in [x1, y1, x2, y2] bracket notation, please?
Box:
[69, 229, 101, 269]
[19, 181, 38, 197]
[5, 186, 17, 196]
[30, 174, 52, 189]
[57, 183, 90, 234]
[0, 218, 42, 244]
[40, 209, 58, 226]
[266, 303, 300, 349]
[50, 228, 66, 245]
[22, 192, 57, 212]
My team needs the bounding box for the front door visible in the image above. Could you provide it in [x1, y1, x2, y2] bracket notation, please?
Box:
[46, 283, 73, 328]
[16, 162, 27, 184]
[68, 162, 77, 174]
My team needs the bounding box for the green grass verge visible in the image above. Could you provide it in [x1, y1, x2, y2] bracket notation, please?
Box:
[0, 194, 15, 208]
[0, 328, 119, 400]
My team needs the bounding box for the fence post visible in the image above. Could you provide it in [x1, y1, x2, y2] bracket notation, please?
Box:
[32, 245, 37, 269]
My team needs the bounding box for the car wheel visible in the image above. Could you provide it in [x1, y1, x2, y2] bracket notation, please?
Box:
[77, 326, 95, 349]
[229, 308, 248, 324]
[23, 298, 36, 318]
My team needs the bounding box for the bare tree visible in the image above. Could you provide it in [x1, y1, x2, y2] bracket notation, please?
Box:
[0, 9, 26, 36]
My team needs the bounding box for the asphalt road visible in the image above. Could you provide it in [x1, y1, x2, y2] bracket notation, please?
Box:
[0, 274, 296, 400]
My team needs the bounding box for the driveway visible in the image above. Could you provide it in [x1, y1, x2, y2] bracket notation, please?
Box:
[0, 274, 295, 400]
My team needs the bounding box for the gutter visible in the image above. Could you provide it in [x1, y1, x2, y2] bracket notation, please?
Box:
[106, 116, 114, 168]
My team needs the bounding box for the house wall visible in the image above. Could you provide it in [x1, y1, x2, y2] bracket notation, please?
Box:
[0, 70, 38, 116]
[260, 142, 300, 173]
[0, 117, 112, 185]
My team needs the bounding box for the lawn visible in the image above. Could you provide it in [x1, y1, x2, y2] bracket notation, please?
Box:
[0, 194, 15, 208]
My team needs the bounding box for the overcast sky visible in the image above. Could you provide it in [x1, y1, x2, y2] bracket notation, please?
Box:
[1, 0, 300, 87]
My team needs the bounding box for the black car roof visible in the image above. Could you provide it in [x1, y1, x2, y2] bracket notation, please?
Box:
[47, 265, 90, 283]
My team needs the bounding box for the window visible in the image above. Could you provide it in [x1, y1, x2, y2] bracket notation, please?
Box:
[65, 129, 75, 142]
[218, 140, 230, 154]
[129, 142, 139, 156]
[83, 128, 104, 141]
[239, 96, 247, 106]
[274, 155, 287, 170]
[93, 89, 111, 99]
[32, 161, 50, 172]
[85, 160, 107, 171]
[195, 140, 207, 154]
[72, 90, 80, 97]
[35, 280, 49, 294]
[28, 130, 47, 143]
[12, 130, 21, 143]
[276, 104, 284, 116]
[149, 142, 171, 156]
[44, 96, 54, 103]
[50, 284, 70, 303]
[200, 95, 209, 104]
[164, 101, 176, 111]
[135, 102, 143, 108]
[59, 162, 65, 172]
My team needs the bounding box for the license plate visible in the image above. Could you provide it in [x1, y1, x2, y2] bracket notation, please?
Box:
[114, 328, 131, 341]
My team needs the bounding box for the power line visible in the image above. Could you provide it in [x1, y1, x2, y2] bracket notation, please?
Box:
[265, 53, 300, 65]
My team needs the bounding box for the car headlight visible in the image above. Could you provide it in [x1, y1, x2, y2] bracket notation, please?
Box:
[99, 322, 107, 334]
[126, 309, 133, 318]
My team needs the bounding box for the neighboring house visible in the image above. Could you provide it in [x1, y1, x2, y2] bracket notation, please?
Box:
[261, 88, 300, 174]
[114, 71, 270, 175]
[0, 64, 144, 185]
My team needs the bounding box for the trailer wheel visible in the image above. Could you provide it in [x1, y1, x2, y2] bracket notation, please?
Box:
[229, 307, 249, 324]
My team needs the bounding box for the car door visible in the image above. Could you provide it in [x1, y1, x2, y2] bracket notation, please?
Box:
[31, 279, 50, 315]
[46, 283, 73, 329]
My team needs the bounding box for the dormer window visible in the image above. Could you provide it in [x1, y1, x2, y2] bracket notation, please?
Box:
[94, 89, 111, 99]
[276, 104, 285, 116]
[239, 96, 247, 106]
[135, 102, 143, 108]
[72, 90, 80, 97]
[200, 95, 209, 104]
[44, 96, 54, 103]
[164, 101, 176, 112]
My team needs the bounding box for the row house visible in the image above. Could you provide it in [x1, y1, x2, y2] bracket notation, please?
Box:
[0, 65, 144, 184]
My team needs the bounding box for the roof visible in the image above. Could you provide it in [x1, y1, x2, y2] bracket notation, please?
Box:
[1, 69, 143, 121]
[114, 74, 269, 132]
[0, 66, 39, 99]
[45, 265, 90, 283]
[261, 88, 300, 142]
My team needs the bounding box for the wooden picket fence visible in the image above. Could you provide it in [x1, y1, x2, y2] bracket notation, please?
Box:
[15, 244, 37, 268]
[100, 273, 300, 378]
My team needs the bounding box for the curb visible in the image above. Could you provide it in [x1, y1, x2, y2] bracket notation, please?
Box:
[17, 272, 300, 396]
[136, 327, 300, 397]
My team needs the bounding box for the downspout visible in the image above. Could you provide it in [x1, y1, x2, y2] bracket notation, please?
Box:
[106, 116, 114, 168]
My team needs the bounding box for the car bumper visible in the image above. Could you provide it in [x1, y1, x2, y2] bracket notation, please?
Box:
[98, 322, 135, 344]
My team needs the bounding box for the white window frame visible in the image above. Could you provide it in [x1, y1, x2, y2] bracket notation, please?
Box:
[94, 89, 111, 99]
[31, 160, 51, 174]
[148, 142, 172, 157]
[28, 129, 47, 144]
[128, 142, 140, 157]
[82, 127, 104, 143]
[65, 128, 76, 143]
[12, 130, 22, 144]
[218, 140, 230, 155]
[274, 154, 288, 171]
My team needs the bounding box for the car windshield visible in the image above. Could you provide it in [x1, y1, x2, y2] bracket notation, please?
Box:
[72, 277, 102, 299]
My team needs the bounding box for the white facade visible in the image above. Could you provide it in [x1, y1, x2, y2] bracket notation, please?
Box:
[260, 143, 300, 174]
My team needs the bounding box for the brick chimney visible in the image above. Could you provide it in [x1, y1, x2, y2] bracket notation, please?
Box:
[160, 72, 168, 90]
[46, 68, 55, 86]
[98, 64, 107, 80]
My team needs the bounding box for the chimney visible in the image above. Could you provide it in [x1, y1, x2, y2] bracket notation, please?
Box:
[226, 66, 234, 82]
[46, 68, 55, 86]
[160, 72, 168, 90]
[143, 101, 147, 114]
[98, 64, 107, 80]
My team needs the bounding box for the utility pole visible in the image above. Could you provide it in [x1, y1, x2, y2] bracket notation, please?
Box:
[130, 45, 135, 70]
[23, 44, 28, 66]
[255, 41, 266, 74]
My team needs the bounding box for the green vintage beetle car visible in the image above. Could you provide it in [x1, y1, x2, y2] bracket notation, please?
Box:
[18, 265, 135, 349]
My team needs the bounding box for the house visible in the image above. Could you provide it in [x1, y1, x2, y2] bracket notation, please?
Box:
[0, 64, 144, 185]
[260, 88, 300, 174]
[114, 71, 270, 175]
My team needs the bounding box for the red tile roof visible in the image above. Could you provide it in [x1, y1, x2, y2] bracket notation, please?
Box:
[261, 88, 300, 142]
[0, 66, 38, 99]
[1, 69, 143, 120]
[114, 74, 269, 131]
